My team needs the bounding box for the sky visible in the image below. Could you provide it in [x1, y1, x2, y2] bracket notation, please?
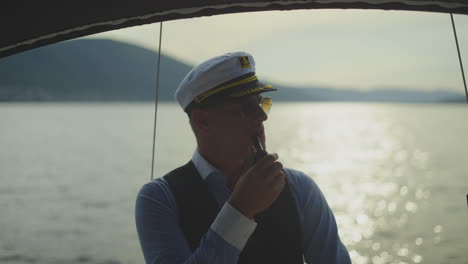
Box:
[85, 9, 468, 93]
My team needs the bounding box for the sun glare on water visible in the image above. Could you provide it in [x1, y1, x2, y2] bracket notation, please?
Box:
[265, 103, 460, 264]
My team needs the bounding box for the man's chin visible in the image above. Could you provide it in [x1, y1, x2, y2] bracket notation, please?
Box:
[230, 145, 255, 164]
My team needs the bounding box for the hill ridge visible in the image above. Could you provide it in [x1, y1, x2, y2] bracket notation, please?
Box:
[0, 39, 465, 103]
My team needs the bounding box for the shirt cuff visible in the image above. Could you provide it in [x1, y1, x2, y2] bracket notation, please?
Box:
[210, 202, 257, 250]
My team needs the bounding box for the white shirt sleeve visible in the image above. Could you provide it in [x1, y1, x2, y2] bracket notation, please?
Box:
[210, 202, 258, 250]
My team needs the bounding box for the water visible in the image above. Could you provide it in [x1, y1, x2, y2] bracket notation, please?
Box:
[0, 102, 467, 264]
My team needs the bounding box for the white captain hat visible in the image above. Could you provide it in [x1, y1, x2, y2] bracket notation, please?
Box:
[175, 51, 276, 112]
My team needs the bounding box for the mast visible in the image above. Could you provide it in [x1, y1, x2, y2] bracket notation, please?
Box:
[151, 22, 164, 180]
[450, 13, 468, 104]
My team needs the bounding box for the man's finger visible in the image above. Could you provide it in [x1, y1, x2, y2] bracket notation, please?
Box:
[263, 161, 283, 177]
[255, 153, 279, 169]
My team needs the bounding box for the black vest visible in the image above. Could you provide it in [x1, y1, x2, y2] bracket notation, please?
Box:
[163, 161, 303, 264]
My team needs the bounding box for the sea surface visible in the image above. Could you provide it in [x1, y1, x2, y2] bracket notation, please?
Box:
[0, 102, 467, 264]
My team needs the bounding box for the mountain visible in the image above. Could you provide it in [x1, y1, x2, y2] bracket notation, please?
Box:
[273, 86, 465, 103]
[0, 39, 465, 103]
[0, 39, 191, 101]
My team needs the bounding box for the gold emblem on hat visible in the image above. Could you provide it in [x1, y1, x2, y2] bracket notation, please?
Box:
[238, 56, 251, 69]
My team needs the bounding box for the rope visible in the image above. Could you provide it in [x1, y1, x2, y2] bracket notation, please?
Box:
[450, 13, 468, 104]
[151, 22, 163, 180]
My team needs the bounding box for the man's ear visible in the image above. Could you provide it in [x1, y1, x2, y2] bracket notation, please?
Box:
[190, 108, 210, 133]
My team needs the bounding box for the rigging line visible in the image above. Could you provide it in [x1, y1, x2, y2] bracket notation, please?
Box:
[450, 13, 468, 104]
[151, 22, 163, 181]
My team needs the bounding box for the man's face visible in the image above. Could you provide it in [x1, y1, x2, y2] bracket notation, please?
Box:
[206, 95, 268, 160]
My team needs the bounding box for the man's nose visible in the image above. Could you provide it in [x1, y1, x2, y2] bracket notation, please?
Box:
[254, 104, 268, 122]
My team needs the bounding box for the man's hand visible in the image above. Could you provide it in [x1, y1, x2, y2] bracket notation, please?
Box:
[228, 153, 285, 219]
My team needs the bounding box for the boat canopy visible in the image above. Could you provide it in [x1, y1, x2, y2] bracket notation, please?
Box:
[1, 0, 467, 59]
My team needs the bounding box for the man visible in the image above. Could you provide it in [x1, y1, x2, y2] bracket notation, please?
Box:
[135, 52, 351, 263]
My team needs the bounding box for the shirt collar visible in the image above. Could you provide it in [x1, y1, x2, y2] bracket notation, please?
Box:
[191, 149, 221, 180]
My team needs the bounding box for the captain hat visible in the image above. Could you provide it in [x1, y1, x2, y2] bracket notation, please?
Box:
[175, 51, 276, 112]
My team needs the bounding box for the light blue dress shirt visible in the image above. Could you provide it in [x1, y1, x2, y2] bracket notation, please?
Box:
[135, 151, 351, 264]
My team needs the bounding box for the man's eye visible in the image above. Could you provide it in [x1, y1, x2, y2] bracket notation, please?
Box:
[241, 101, 255, 112]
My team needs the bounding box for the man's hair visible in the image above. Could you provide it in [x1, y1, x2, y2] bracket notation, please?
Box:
[186, 102, 221, 137]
